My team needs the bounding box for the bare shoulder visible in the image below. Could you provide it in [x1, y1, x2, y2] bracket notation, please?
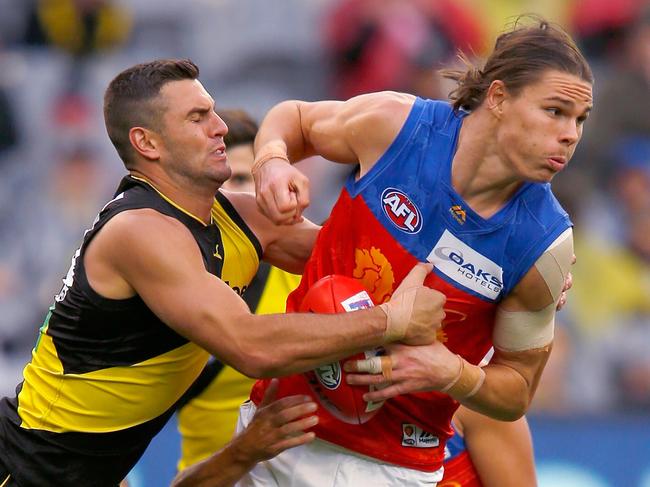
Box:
[344, 90, 416, 108]
[90, 208, 200, 271]
[502, 266, 553, 311]
[341, 91, 416, 128]
[101, 208, 189, 246]
[340, 91, 416, 172]
[84, 208, 199, 299]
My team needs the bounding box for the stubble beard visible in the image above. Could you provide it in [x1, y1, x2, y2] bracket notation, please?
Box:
[171, 157, 231, 196]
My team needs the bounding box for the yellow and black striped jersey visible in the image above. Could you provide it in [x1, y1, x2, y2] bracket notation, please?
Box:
[0, 176, 261, 487]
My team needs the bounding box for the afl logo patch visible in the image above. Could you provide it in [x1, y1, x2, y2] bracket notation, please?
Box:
[314, 362, 342, 390]
[381, 188, 423, 234]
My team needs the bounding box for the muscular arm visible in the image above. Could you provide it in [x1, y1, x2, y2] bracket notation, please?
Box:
[255, 92, 414, 171]
[86, 209, 389, 378]
[461, 267, 554, 420]
[85, 210, 442, 378]
[463, 229, 574, 420]
[349, 270, 555, 418]
[252, 92, 414, 223]
[454, 408, 536, 487]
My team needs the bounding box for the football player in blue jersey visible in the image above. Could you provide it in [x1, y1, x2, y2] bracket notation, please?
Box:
[246, 15, 592, 486]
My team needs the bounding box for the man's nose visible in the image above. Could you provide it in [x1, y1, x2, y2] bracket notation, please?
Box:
[210, 112, 228, 138]
[559, 119, 580, 146]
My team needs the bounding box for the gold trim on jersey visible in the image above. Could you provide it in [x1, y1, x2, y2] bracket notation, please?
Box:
[210, 197, 260, 294]
[18, 331, 209, 433]
[130, 175, 209, 226]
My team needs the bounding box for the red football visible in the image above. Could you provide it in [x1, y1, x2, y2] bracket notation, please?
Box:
[299, 275, 386, 424]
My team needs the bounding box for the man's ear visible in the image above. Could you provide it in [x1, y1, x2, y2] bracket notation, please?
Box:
[485, 80, 507, 119]
[129, 126, 161, 161]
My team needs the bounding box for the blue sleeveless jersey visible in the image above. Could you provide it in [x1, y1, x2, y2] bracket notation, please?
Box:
[348, 97, 572, 302]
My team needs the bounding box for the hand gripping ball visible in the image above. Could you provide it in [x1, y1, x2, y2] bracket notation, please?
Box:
[299, 275, 386, 424]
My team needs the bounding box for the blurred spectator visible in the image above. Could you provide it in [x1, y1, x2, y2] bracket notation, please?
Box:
[22, 0, 132, 56]
[570, 5, 650, 186]
[0, 141, 114, 396]
[563, 137, 650, 411]
[464, 0, 571, 47]
[324, 0, 485, 99]
[19, 0, 134, 140]
[29, 143, 114, 304]
[570, 138, 650, 332]
[569, 0, 646, 61]
[0, 41, 18, 155]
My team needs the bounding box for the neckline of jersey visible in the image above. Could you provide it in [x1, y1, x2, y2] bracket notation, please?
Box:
[129, 175, 214, 227]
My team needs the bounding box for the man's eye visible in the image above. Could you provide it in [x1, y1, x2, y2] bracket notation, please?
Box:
[546, 108, 560, 116]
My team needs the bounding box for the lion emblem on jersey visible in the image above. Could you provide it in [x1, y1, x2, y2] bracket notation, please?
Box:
[353, 247, 394, 304]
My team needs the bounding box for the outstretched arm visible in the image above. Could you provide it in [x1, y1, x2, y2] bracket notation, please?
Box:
[85, 212, 445, 378]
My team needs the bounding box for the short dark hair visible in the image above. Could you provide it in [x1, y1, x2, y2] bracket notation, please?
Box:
[218, 109, 258, 147]
[442, 16, 593, 111]
[103, 58, 199, 167]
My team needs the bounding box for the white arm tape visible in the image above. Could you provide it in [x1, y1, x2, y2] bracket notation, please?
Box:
[534, 227, 574, 302]
[492, 302, 555, 352]
[492, 228, 572, 352]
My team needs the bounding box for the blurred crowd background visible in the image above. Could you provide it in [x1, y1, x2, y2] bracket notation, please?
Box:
[0, 0, 649, 430]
